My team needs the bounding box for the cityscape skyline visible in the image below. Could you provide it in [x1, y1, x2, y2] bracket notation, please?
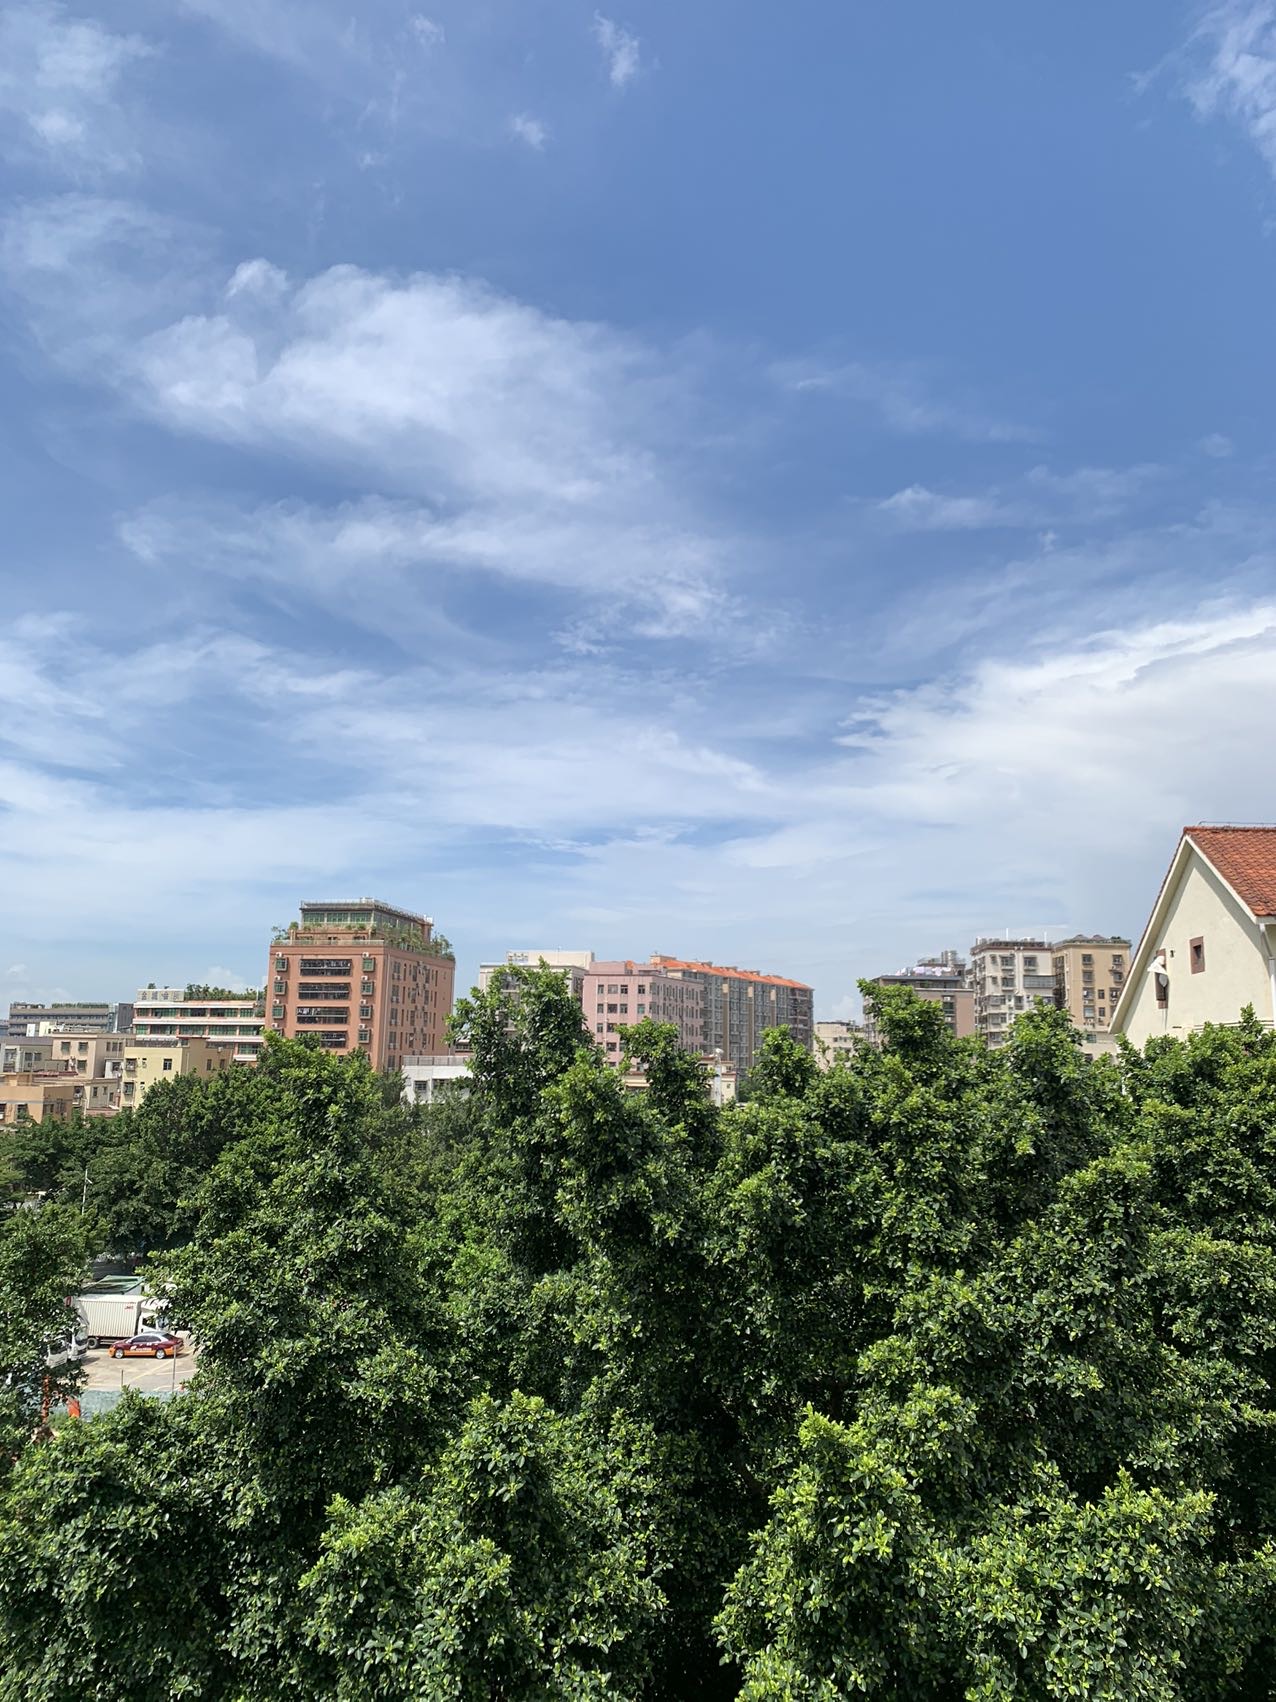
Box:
[5, 3, 1276, 1024]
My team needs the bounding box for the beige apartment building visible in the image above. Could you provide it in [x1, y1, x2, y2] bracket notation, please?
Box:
[0, 1071, 78, 1126]
[1049, 937, 1129, 1040]
[1, 1037, 60, 1074]
[268, 899, 456, 1073]
[120, 1037, 236, 1108]
[41, 1031, 128, 1078]
[969, 940, 1057, 1048]
[8, 1001, 132, 1035]
[862, 952, 975, 1045]
[814, 1019, 862, 1068]
[133, 986, 265, 1064]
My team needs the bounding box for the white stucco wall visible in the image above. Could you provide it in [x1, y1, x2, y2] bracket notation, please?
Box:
[1118, 849, 1273, 1046]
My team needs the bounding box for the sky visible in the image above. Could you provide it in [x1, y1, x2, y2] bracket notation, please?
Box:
[4, 1, 1276, 1018]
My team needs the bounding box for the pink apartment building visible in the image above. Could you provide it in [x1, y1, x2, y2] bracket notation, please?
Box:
[581, 961, 705, 1060]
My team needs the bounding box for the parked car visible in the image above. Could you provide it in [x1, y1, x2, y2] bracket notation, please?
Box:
[110, 1333, 182, 1360]
[43, 1331, 88, 1369]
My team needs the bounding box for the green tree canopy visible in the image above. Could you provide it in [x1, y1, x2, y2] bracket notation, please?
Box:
[4, 986, 1276, 1697]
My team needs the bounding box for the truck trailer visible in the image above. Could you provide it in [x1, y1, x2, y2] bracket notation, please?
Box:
[74, 1277, 163, 1348]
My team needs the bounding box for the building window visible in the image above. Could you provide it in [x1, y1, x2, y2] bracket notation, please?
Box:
[1190, 937, 1205, 974]
[596, 1023, 604, 1034]
[637, 984, 646, 994]
[363, 958, 376, 973]
[596, 1004, 605, 1014]
[619, 1004, 628, 1014]
[162, 1058, 173, 1071]
[1082, 971, 1094, 984]
[1112, 955, 1124, 967]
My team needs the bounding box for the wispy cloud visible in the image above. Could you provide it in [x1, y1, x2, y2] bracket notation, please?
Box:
[1181, 2, 1276, 176]
[409, 15, 444, 50]
[874, 463, 1162, 533]
[775, 356, 1035, 443]
[509, 112, 548, 150]
[0, 3, 150, 175]
[593, 13, 643, 89]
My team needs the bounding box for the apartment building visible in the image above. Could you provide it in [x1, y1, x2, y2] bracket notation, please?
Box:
[1050, 937, 1130, 1039]
[581, 961, 706, 1061]
[133, 986, 265, 1064]
[119, 1037, 236, 1108]
[648, 956, 814, 1076]
[0, 1071, 78, 1126]
[477, 951, 595, 998]
[8, 1000, 133, 1036]
[968, 940, 1056, 1048]
[1, 1038, 61, 1074]
[267, 899, 456, 1072]
[41, 1032, 128, 1077]
[814, 1019, 861, 1069]
[861, 951, 975, 1045]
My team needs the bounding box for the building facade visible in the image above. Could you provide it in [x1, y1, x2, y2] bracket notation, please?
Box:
[648, 956, 814, 1076]
[580, 961, 706, 1061]
[119, 1037, 236, 1108]
[0, 1071, 78, 1125]
[267, 899, 456, 1073]
[968, 940, 1057, 1048]
[1113, 826, 1276, 1046]
[8, 1001, 133, 1036]
[813, 1019, 862, 1069]
[41, 1032, 128, 1078]
[1, 1038, 60, 1074]
[477, 951, 595, 997]
[133, 987, 266, 1064]
[1049, 937, 1130, 1040]
[861, 953, 975, 1046]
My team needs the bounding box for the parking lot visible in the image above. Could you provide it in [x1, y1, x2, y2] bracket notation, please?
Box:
[80, 1335, 197, 1397]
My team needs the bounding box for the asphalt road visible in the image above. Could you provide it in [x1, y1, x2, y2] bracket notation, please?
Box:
[80, 1336, 197, 1396]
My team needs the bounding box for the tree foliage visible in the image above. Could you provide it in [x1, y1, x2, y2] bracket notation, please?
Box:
[4, 985, 1276, 1697]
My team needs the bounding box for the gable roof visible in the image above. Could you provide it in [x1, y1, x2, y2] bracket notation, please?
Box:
[1187, 827, 1276, 919]
[1110, 825, 1276, 1032]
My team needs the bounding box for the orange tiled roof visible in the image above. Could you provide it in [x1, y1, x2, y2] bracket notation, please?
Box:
[649, 955, 812, 991]
[1187, 825, 1276, 918]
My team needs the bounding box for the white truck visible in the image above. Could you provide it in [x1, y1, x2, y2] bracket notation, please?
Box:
[74, 1278, 164, 1348]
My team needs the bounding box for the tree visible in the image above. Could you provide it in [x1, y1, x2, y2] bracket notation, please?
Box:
[0, 1205, 88, 1466]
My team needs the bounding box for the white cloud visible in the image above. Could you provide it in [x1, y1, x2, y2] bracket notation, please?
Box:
[1200, 431, 1235, 456]
[877, 485, 1024, 531]
[509, 112, 549, 150]
[0, 4, 149, 174]
[409, 15, 445, 50]
[3, 222, 748, 643]
[1184, 2, 1276, 176]
[593, 13, 643, 88]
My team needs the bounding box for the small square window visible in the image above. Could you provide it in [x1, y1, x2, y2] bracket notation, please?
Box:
[1190, 937, 1205, 974]
[162, 1058, 173, 1071]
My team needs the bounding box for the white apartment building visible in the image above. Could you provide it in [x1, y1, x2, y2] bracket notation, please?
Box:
[477, 951, 595, 997]
[969, 940, 1057, 1048]
[133, 986, 265, 1065]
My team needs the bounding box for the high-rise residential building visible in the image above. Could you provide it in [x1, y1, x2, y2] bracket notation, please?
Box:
[267, 899, 456, 1073]
[580, 961, 706, 1061]
[8, 1001, 133, 1036]
[1049, 937, 1130, 1041]
[861, 952, 975, 1046]
[813, 1019, 862, 1069]
[477, 951, 595, 998]
[968, 940, 1056, 1047]
[120, 1037, 236, 1108]
[133, 985, 266, 1064]
[648, 956, 814, 1076]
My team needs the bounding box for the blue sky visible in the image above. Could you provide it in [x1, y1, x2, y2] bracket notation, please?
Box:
[3, 1, 1276, 1017]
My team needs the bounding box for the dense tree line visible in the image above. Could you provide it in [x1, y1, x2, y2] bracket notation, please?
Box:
[2, 970, 1276, 1698]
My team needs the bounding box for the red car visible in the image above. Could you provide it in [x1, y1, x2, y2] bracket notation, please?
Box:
[110, 1332, 182, 1360]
